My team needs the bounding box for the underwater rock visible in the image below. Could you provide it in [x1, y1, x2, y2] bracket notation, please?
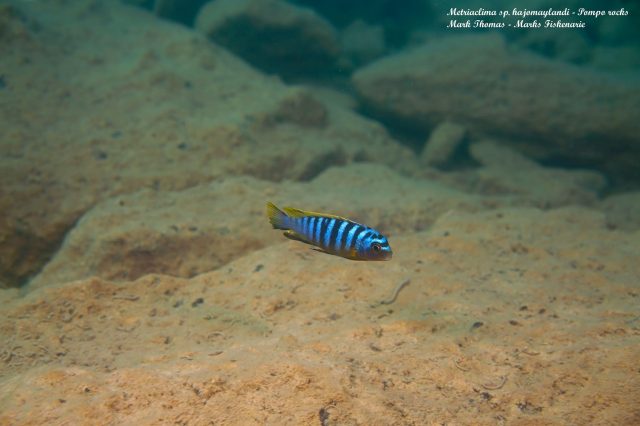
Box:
[2, 207, 639, 424]
[152, 0, 208, 26]
[26, 178, 274, 289]
[420, 121, 466, 168]
[28, 158, 613, 290]
[27, 165, 483, 290]
[195, 0, 341, 80]
[121, 0, 208, 26]
[596, 11, 640, 45]
[590, 45, 640, 72]
[469, 140, 541, 170]
[0, 0, 416, 288]
[260, 88, 328, 128]
[291, 0, 432, 46]
[340, 20, 386, 66]
[0, 3, 37, 42]
[513, 30, 592, 65]
[464, 140, 606, 208]
[353, 34, 640, 181]
[601, 192, 640, 231]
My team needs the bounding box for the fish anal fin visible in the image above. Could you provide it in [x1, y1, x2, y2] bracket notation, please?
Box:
[283, 230, 313, 245]
[311, 247, 333, 256]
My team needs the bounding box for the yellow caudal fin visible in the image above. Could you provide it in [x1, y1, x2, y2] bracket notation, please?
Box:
[266, 202, 290, 230]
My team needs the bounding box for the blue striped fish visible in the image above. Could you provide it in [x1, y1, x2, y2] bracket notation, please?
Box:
[266, 202, 392, 261]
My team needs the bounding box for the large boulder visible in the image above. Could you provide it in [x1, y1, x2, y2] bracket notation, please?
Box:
[27, 158, 609, 290]
[26, 164, 482, 290]
[353, 34, 640, 182]
[195, 0, 341, 80]
[0, 1, 415, 287]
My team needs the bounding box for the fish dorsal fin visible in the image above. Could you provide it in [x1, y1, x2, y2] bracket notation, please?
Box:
[281, 206, 350, 222]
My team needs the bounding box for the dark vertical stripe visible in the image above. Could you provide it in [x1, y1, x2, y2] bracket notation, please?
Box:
[334, 220, 350, 252]
[323, 218, 336, 248]
[301, 217, 308, 236]
[329, 219, 342, 251]
[340, 222, 356, 251]
[316, 217, 326, 244]
[307, 217, 316, 242]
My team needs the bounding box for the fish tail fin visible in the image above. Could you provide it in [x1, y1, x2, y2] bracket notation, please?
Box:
[266, 201, 290, 230]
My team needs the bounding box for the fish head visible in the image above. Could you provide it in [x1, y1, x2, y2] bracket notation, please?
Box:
[362, 234, 393, 261]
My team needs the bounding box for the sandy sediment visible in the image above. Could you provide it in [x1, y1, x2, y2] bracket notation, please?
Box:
[2, 207, 639, 424]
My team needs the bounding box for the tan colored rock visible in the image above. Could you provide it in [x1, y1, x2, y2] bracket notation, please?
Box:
[465, 140, 606, 207]
[353, 34, 640, 181]
[29, 157, 614, 291]
[261, 88, 328, 128]
[601, 192, 640, 231]
[420, 121, 466, 167]
[27, 164, 481, 290]
[2, 207, 639, 424]
[195, 0, 341, 79]
[0, 1, 416, 287]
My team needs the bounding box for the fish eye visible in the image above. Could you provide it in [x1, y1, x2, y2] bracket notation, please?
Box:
[372, 243, 381, 252]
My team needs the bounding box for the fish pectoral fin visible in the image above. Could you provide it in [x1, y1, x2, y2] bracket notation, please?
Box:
[342, 248, 360, 260]
[283, 230, 313, 245]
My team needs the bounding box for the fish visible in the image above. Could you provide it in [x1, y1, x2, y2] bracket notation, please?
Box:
[266, 202, 392, 261]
